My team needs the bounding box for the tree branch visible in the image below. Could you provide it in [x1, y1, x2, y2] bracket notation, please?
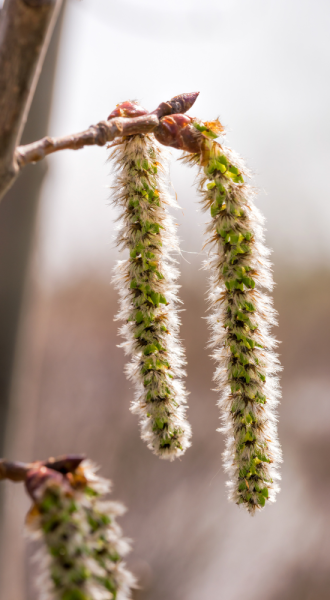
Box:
[0, 0, 63, 199]
[0, 459, 32, 481]
[0, 454, 85, 482]
[1, 89, 199, 200]
[15, 114, 160, 167]
[14, 92, 200, 171]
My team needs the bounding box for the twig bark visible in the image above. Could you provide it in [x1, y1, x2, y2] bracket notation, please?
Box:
[15, 114, 160, 167]
[0, 0, 63, 199]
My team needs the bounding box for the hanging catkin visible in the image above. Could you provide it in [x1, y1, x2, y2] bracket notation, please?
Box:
[109, 102, 191, 461]
[152, 111, 283, 511]
[26, 460, 135, 600]
[180, 119, 282, 512]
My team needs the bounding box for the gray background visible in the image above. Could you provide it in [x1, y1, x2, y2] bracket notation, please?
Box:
[1, 1, 330, 599]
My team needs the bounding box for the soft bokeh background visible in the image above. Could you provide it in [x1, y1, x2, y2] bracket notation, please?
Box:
[1, 0, 330, 599]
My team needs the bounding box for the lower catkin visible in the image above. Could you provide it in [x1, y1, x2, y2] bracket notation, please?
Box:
[183, 123, 282, 512]
[110, 133, 191, 460]
[26, 461, 135, 600]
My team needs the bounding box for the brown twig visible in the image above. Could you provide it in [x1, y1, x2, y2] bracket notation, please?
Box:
[15, 114, 160, 167]
[0, 454, 85, 482]
[14, 91, 200, 168]
[0, 459, 33, 481]
[1, 88, 199, 200]
[0, 0, 63, 200]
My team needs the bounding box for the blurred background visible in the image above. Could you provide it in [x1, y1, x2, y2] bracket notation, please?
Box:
[1, 0, 330, 598]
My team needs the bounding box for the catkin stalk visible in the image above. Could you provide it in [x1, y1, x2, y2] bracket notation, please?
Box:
[110, 123, 191, 460]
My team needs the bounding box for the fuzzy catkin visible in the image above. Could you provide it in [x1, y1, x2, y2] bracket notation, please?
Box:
[110, 133, 191, 460]
[183, 123, 282, 512]
[26, 461, 135, 600]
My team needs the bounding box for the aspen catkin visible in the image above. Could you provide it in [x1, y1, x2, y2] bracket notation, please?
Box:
[26, 461, 135, 600]
[110, 103, 191, 460]
[181, 119, 282, 512]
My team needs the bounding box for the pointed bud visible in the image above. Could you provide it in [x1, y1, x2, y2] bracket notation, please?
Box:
[168, 91, 199, 114]
[152, 91, 200, 118]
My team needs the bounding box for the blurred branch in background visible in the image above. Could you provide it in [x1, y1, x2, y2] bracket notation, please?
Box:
[0, 0, 64, 455]
[0, 3, 65, 598]
[0, 0, 64, 457]
[0, 0, 65, 450]
[0, 0, 63, 198]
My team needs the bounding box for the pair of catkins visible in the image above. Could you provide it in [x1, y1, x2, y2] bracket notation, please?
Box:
[108, 97, 282, 514]
[22, 96, 281, 600]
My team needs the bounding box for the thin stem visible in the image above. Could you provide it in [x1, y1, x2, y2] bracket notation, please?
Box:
[15, 114, 159, 167]
[0, 459, 32, 481]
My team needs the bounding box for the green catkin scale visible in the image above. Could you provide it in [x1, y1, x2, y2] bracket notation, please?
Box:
[110, 132, 191, 460]
[26, 461, 135, 600]
[183, 123, 282, 512]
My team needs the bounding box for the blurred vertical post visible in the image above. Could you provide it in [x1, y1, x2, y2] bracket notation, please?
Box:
[0, 3, 66, 598]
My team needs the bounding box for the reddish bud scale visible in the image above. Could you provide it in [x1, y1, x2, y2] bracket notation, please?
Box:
[25, 466, 73, 503]
[44, 454, 85, 475]
[108, 101, 148, 120]
[155, 115, 204, 154]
